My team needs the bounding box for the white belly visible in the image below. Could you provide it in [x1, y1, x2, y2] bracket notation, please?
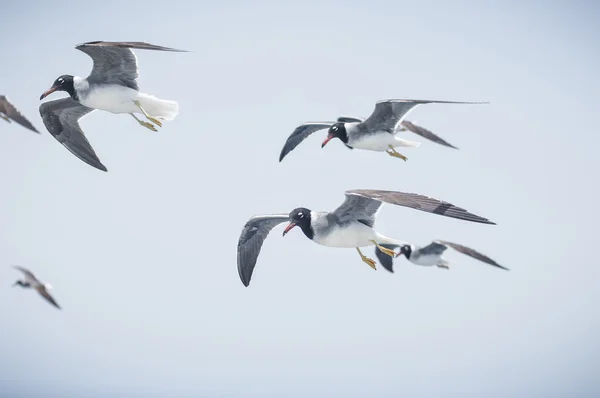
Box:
[411, 253, 441, 266]
[80, 85, 139, 114]
[314, 223, 377, 248]
[350, 131, 410, 152]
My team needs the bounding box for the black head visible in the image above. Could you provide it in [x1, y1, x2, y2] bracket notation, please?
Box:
[322, 123, 348, 148]
[12, 280, 29, 288]
[40, 75, 76, 100]
[282, 207, 314, 239]
[398, 245, 412, 259]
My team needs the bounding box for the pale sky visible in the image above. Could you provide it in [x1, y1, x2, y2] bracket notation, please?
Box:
[1, 1, 599, 397]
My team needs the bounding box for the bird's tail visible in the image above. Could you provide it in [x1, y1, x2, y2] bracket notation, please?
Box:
[136, 93, 179, 121]
[395, 138, 421, 147]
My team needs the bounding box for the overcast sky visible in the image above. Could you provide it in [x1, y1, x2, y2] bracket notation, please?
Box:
[1, 1, 598, 397]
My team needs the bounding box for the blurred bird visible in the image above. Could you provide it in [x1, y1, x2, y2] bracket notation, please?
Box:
[0, 95, 39, 133]
[375, 240, 508, 273]
[12, 266, 61, 309]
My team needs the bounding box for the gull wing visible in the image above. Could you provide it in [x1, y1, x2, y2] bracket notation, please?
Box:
[237, 214, 289, 286]
[36, 286, 61, 310]
[39, 98, 106, 171]
[76, 41, 187, 91]
[12, 265, 39, 284]
[435, 240, 508, 270]
[400, 120, 458, 149]
[346, 189, 496, 225]
[361, 99, 487, 133]
[279, 122, 333, 161]
[0, 95, 39, 133]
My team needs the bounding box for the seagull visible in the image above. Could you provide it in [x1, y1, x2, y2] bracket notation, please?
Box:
[39, 41, 187, 171]
[375, 240, 508, 272]
[0, 95, 39, 133]
[278, 99, 484, 162]
[12, 266, 61, 309]
[339, 117, 459, 149]
[237, 189, 496, 286]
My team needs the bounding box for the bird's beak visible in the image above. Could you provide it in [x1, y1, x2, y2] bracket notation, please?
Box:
[282, 222, 296, 236]
[40, 86, 58, 100]
[321, 135, 334, 148]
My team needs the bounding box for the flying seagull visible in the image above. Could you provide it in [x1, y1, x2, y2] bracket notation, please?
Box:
[237, 189, 496, 286]
[375, 240, 508, 272]
[278, 99, 484, 162]
[12, 266, 61, 309]
[338, 117, 459, 150]
[0, 95, 39, 133]
[39, 41, 187, 171]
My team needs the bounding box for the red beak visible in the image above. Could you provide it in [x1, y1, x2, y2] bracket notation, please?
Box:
[40, 86, 58, 100]
[321, 135, 334, 148]
[282, 222, 296, 236]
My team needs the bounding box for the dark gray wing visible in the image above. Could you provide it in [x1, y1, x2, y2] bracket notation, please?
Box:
[361, 99, 487, 133]
[279, 122, 333, 162]
[0, 95, 39, 133]
[12, 265, 39, 283]
[346, 189, 496, 225]
[337, 116, 364, 123]
[39, 98, 106, 172]
[375, 244, 401, 273]
[76, 41, 187, 90]
[419, 241, 449, 256]
[237, 214, 289, 286]
[400, 121, 458, 149]
[36, 287, 61, 309]
[435, 240, 508, 270]
[330, 192, 384, 227]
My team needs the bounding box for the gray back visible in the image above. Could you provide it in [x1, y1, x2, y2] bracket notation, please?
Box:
[329, 193, 383, 228]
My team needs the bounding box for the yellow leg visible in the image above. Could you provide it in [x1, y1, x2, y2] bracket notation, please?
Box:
[133, 100, 163, 127]
[386, 145, 408, 161]
[130, 113, 157, 132]
[0, 114, 10, 123]
[370, 240, 397, 257]
[356, 248, 377, 270]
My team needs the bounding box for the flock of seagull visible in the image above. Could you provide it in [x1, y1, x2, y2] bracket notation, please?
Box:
[3, 41, 507, 308]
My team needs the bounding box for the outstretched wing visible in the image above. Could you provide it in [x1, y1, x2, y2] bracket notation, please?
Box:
[330, 192, 383, 227]
[435, 240, 508, 270]
[346, 189, 496, 225]
[237, 215, 289, 286]
[400, 121, 458, 149]
[362, 99, 486, 133]
[39, 98, 106, 172]
[36, 287, 61, 309]
[279, 122, 333, 161]
[12, 265, 38, 283]
[0, 95, 39, 133]
[76, 41, 187, 91]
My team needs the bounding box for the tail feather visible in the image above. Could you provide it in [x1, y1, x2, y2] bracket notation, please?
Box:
[396, 138, 421, 148]
[375, 244, 400, 273]
[136, 93, 179, 121]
